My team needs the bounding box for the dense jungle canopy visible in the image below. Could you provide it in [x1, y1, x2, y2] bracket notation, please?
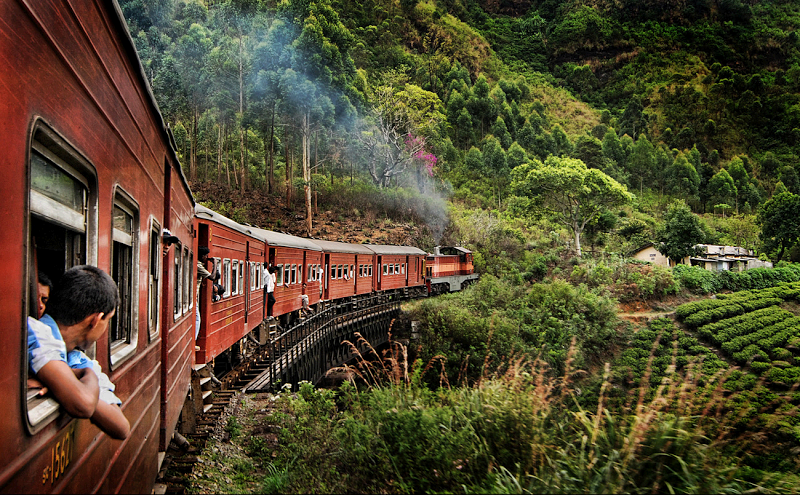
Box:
[120, 0, 800, 262]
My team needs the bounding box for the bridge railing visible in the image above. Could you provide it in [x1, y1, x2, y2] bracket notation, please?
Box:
[246, 293, 401, 392]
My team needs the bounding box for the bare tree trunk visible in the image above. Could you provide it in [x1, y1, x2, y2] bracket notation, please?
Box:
[302, 113, 312, 235]
[240, 127, 246, 193]
[285, 131, 292, 208]
[191, 108, 198, 181]
[267, 105, 275, 194]
[217, 123, 223, 179]
[225, 124, 232, 188]
[240, 128, 248, 193]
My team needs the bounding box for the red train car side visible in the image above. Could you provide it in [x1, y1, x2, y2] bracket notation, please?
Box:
[312, 240, 375, 301]
[0, 0, 195, 492]
[365, 245, 427, 295]
[251, 227, 323, 323]
[194, 205, 266, 364]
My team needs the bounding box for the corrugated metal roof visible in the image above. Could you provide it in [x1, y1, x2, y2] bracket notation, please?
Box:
[195, 204, 258, 238]
[363, 244, 427, 256]
[310, 239, 375, 254]
[248, 226, 322, 251]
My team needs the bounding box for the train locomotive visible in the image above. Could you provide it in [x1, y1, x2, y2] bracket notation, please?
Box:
[0, 0, 476, 492]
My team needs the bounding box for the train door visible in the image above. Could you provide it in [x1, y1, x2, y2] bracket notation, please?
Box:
[197, 223, 210, 335]
[324, 253, 330, 300]
[244, 241, 250, 323]
[268, 247, 276, 269]
[377, 256, 382, 291]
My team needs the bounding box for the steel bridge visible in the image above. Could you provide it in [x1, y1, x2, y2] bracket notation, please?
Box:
[235, 293, 402, 392]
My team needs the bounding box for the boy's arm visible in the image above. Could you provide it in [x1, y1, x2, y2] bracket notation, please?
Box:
[34, 361, 99, 418]
[91, 401, 130, 440]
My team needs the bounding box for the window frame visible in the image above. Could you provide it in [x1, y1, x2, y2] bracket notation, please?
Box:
[109, 189, 140, 368]
[173, 247, 182, 319]
[223, 259, 231, 297]
[276, 264, 284, 286]
[148, 219, 161, 341]
[25, 127, 98, 433]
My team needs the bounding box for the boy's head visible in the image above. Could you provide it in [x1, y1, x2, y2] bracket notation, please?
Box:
[47, 265, 119, 328]
[199, 246, 210, 262]
[37, 271, 53, 319]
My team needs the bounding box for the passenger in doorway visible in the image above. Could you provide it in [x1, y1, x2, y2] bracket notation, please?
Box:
[26, 265, 130, 440]
[37, 272, 53, 319]
[196, 247, 220, 339]
[265, 265, 277, 320]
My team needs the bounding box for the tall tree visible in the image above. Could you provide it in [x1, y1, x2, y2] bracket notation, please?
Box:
[511, 156, 633, 257]
[655, 200, 705, 264]
[758, 192, 800, 261]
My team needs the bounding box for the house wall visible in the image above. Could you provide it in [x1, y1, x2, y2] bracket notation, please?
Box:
[633, 246, 671, 267]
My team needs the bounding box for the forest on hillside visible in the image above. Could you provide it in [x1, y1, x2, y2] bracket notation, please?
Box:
[121, 0, 800, 262]
[125, 1, 800, 492]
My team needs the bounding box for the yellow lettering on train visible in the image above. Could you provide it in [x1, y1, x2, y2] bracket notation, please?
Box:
[42, 426, 73, 485]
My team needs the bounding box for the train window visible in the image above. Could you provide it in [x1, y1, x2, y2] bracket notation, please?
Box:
[389, 264, 394, 275]
[284, 264, 291, 285]
[250, 263, 256, 291]
[308, 265, 313, 282]
[148, 222, 160, 341]
[401, 263, 405, 275]
[351, 265, 354, 278]
[223, 259, 231, 297]
[182, 247, 191, 314]
[383, 264, 388, 275]
[337, 265, 343, 279]
[110, 195, 139, 367]
[238, 260, 244, 293]
[369, 265, 373, 277]
[26, 133, 95, 431]
[396, 263, 400, 274]
[291, 264, 297, 285]
[231, 261, 239, 295]
[298, 265, 303, 284]
[173, 250, 182, 318]
[276, 264, 283, 285]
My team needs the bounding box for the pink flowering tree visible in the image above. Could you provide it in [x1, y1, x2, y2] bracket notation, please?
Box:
[358, 84, 444, 188]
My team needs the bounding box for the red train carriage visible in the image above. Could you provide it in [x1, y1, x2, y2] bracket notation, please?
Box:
[425, 246, 479, 295]
[311, 240, 375, 301]
[194, 205, 266, 364]
[0, 0, 195, 492]
[250, 227, 323, 323]
[364, 245, 427, 296]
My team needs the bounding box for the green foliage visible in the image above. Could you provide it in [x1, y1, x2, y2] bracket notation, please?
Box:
[655, 200, 705, 264]
[410, 275, 620, 381]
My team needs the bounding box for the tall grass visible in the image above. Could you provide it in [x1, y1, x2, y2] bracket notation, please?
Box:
[259, 336, 797, 494]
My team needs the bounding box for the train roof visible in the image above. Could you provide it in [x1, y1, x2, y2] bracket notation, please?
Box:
[248, 227, 323, 251]
[311, 239, 375, 254]
[195, 204, 259, 238]
[363, 244, 427, 256]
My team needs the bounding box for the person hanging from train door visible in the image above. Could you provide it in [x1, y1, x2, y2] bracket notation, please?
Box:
[265, 265, 277, 321]
[196, 246, 220, 340]
[26, 265, 131, 440]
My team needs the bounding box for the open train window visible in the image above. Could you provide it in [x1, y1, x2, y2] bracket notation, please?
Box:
[276, 264, 284, 286]
[231, 260, 239, 295]
[173, 249, 182, 318]
[238, 261, 244, 293]
[383, 264, 388, 275]
[148, 221, 161, 341]
[110, 194, 139, 367]
[182, 248, 191, 313]
[222, 259, 231, 297]
[291, 264, 297, 285]
[26, 130, 96, 432]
